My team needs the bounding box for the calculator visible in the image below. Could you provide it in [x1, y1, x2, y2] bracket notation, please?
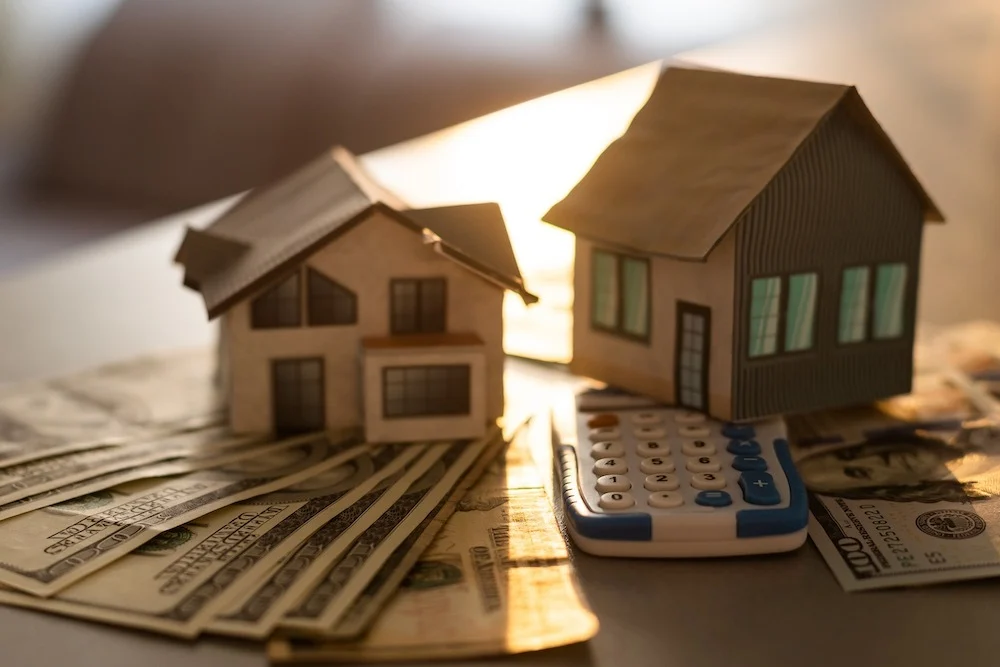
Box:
[551, 387, 809, 557]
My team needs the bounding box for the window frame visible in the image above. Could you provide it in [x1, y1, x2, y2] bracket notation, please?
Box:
[746, 270, 821, 361]
[381, 364, 471, 419]
[250, 270, 302, 329]
[306, 267, 358, 327]
[872, 262, 908, 340]
[389, 277, 448, 335]
[589, 246, 651, 343]
[270, 356, 325, 434]
[836, 264, 873, 346]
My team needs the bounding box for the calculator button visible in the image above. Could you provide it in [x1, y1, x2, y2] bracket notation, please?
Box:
[726, 439, 761, 456]
[673, 410, 706, 424]
[648, 491, 684, 509]
[594, 458, 628, 475]
[634, 426, 667, 439]
[691, 472, 726, 490]
[681, 439, 716, 456]
[644, 473, 680, 491]
[722, 423, 756, 439]
[739, 472, 781, 505]
[587, 413, 620, 428]
[732, 455, 768, 472]
[599, 491, 635, 510]
[631, 412, 663, 425]
[679, 425, 710, 437]
[685, 456, 721, 472]
[695, 490, 733, 507]
[636, 440, 670, 458]
[589, 427, 621, 442]
[639, 457, 675, 474]
[596, 475, 631, 493]
[591, 441, 625, 459]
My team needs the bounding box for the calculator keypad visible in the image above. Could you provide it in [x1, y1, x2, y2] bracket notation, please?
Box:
[591, 441, 625, 458]
[594, 458, 628, 475]
[596, 474, 631, 492]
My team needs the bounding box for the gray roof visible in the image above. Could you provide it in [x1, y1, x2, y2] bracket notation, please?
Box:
[174, 147, 536, 318]
[543, 66, 944, 261]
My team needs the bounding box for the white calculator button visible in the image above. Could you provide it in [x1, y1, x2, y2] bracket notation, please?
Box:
[596, 475, 631, 493]
[599, 491, 635, 510]
[648, 491, 684, 509]
[686, 455, 722, 472]
[636, 440, 670, 458]
[631, 412, 663, 425]
[639, 457, 675, 474]
[633, 426, 667, 439]
[673, 410, 706, 424]
[589, 427, 621, 442]
[681, 439, 716, 456]
[679, 425, 711, 437]
[591, 441, 625, 459]
[644, 473, 680, 491]
[594, 458, 628, 475]
[691, 472, 727, 490]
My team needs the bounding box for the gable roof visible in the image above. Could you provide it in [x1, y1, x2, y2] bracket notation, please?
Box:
[174, 147, 537, 318]
[542, 66, 944, 261]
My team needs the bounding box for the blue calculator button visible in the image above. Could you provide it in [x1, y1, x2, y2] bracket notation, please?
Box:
[726, 439, 761, 456]
[739, 472, 781, 505]
[732, 455, 768, 471]
[722, 423, 756, 439]
[695, 490, 733, 507]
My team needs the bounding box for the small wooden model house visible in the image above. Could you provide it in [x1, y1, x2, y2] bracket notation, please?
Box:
[543, 66, 944, 422]
[175, 147, 536, 442]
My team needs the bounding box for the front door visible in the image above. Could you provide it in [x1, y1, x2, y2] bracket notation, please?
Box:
[674, 302, 711, 412]
[271, 358, 325, 434]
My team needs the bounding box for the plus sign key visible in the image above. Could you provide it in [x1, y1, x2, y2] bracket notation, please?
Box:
[738, 472, 781, 505]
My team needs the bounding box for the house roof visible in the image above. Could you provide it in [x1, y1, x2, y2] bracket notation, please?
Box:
[542, 66, 944, 261]
[174, 147, 537, 319]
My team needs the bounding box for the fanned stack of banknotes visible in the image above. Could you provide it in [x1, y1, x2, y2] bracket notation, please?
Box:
[0, 349, 598, 662]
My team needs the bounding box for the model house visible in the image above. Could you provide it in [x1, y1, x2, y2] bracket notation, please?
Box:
[543, 66, 944, 422]
[174, 147, 536, 442]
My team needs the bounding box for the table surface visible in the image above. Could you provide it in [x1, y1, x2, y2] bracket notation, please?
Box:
[2, 4, 1000, 665]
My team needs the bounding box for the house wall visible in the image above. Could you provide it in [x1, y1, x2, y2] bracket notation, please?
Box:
[223, 209, 505, 435]
[571, 232, 735, 417]
[731, 104, 925, 420]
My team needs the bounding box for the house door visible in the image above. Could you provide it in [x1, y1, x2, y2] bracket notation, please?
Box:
[674, 302, 711, 412]
[271, 358, 325, 434]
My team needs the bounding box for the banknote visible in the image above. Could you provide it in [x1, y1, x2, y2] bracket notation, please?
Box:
[267, 416, 599, 662]
[207, 440, 457, 640]
[0, 347, 222, 467]
[0, 431, 367, 597]
[279, 428, 503, 636]
[0, 444, 425, 637]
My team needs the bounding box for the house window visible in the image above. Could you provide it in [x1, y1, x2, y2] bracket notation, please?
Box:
[251, 272, 301, 329]
[784, 273, 818, 352]
[873, 263, 907, 339]
[838, 266, 871, 343]
[391, 278, 446, 334]
[307, 268, 357, 326]
[748, 277, 781, 357]
[383, 365, 470, 418]
[591, 248, 649, 340]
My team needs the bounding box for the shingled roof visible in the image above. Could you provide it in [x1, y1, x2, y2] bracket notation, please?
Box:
[543, 66, 944, 261]
[174, 147, 536, 318]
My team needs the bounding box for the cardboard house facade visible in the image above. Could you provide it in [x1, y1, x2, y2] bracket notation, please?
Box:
[543, 66, 944, 422]
[175, 147, 536, 442]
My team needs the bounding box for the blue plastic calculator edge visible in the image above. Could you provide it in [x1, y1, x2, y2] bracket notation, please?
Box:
[734, 438, 809, 538]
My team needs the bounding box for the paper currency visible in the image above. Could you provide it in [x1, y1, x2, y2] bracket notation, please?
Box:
[0, 347, 222, 467]
[0, 444, 424, 637]
[0, 431, 367, 597]
[267, 416, 598, 662]
[279, 428, 503, 636]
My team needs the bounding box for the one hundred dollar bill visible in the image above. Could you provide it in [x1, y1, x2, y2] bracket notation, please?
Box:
[0, 431, 367, 597]
[279, 427, 503, 636]
[0, 347, 222, 467]
[267, 416, 599, 662]
[0, 443, 425, 637]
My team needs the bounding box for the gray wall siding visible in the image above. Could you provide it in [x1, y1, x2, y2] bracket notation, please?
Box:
[732, 105, 925, 420]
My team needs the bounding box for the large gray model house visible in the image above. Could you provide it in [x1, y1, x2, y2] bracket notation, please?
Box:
[543, 66, 944, 421]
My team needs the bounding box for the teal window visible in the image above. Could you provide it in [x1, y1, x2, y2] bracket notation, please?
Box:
[749, 277, 781, 357]
[784, 273, 818, 351]
[591, 248, 649, 340]
[839, 266, 870, 343]
[873, 263, 907, 339]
